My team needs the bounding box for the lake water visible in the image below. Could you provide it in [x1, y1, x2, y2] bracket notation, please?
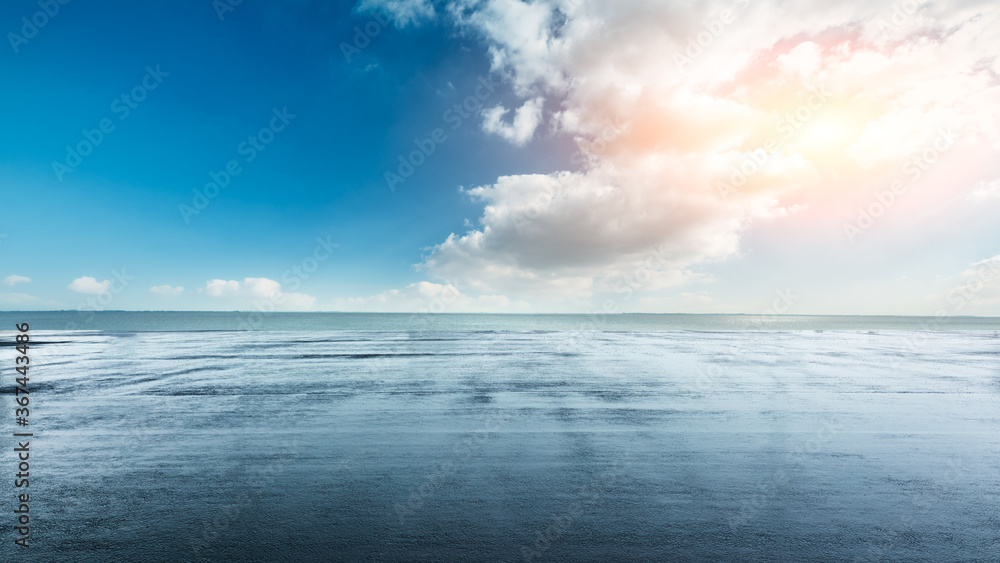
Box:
[1, 312, 998, 561]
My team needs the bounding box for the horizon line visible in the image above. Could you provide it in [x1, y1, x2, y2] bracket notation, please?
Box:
[2, 310, 999, 319]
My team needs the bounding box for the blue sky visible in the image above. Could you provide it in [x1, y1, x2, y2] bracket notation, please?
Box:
[2, 0, 1000, 315]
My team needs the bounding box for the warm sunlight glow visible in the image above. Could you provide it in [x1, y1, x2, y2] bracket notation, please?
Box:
[797, 119, 853, 150]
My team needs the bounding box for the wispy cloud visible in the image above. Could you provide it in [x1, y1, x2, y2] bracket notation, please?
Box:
[0, 293, 46, 307]
[971, 178, 1000, 201]
[357, 0, 435, 26]
[4, 274, 31, 286]
[333, 281, 531, 313]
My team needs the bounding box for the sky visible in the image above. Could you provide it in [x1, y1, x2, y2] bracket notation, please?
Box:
[1, 0, 1000, 315]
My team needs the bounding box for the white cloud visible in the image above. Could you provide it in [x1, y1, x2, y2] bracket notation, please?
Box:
[68, 276, 110, 295]
[405, 0, 1000, 307]
[447, 0, 565, 96]
[971, 178, 1000, 201]
[481, 97, 545, 145]
[422, 166, 741, 301]
[357, 0, 435, 26]
[333, 281, 532, 313]
[940, 255, 1000, 314]
[204, 279, 241, 297]
[4, 275, 31, 286]
[0, 293, 45, 307]
[201, 277, 316, 311]
[244, 277, 282, 299]
[776, 41, 823, 77]
[149, 285, 184, 296]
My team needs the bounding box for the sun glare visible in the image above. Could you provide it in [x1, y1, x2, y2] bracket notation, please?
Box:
[798, 120, 850, 148]
[786, 110, 870, 166]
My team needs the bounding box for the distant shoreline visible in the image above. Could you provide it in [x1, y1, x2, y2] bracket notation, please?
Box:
[2, 311, 998, 332]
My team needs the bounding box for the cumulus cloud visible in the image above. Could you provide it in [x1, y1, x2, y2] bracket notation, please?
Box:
[333, 281, 532, 313]
[149, 285, 184, 296]
[204, 279, 242, 298]
[446, 0, 565, 96]
[481, 97, 545, 145]
[422, 169, 735, 299]
[68, 276, 110, 295]
[357, 0, 435, 26]
[4, 275, 30, 286]
[201, 277, 316, 311]
[366, 0, 1000, 305]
